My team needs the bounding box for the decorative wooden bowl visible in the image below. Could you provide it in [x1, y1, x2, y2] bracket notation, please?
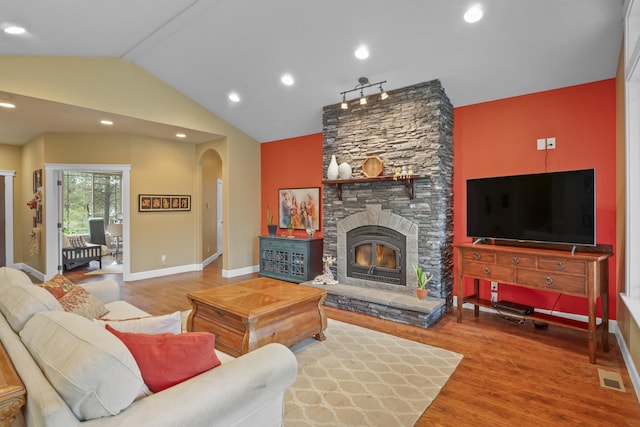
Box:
[362, 156, 384, 177]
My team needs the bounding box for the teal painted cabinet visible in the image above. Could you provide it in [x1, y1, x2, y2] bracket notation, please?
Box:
[259, 236, 323, 283]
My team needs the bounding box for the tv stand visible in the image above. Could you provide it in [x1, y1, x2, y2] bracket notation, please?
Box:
[454, 242, 612, 363]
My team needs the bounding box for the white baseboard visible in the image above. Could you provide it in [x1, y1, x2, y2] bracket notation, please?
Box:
[125, 264, 201, 281]
[222, 264, 259, 278]
[124, 260, 258, 281]
[615, 323, 640, 402]
[14, 262, 45, 282]
[202, 252, 221, 268]
[452, 296, 617, 332]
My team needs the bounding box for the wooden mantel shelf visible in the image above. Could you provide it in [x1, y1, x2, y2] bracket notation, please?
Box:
[322, 174, 427, 200]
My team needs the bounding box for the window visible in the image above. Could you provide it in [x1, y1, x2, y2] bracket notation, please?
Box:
[624, 1, 640, 323]
[62, 171, 122, 235]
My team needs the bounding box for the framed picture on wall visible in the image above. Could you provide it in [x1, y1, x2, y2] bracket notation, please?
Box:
[139, 194, 191, 212]
[278, 187, 320, 230]
[33, 169, 42, 192]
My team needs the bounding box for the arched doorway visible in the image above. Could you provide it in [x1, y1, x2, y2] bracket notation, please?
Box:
[200, 149, 223, 266]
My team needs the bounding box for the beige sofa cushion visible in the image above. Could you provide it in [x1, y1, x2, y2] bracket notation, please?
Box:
[0, 266, 33, 289]
[0, 284, 63, 332]
[94, 311, 182, 334]
[20, 311, 148, 421]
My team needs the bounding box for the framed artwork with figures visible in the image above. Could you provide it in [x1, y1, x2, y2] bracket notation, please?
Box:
[278, 187, 320, 230]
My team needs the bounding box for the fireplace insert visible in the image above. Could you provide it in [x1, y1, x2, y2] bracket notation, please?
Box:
[346, 226, 406, 285]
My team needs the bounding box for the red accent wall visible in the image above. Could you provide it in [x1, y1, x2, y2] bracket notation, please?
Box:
[454, 79, 617, 318]
[261, 133, 324, 238]
[261, 79, 617, 318]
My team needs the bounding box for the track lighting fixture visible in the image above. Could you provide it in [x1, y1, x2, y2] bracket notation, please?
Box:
[339, 77, 388, 110]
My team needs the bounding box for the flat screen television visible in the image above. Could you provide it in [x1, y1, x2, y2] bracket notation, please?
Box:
[466, 169, 596, 247]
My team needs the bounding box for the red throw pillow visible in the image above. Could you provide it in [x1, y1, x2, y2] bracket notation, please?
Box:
[105, 325, 221, 392]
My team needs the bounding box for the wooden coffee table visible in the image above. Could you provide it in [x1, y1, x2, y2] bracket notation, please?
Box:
[186, 278, 327, 357]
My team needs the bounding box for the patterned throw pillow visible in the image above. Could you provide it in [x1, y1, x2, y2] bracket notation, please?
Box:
[68, 236, 87, 248]
[41, 275, 108, 319]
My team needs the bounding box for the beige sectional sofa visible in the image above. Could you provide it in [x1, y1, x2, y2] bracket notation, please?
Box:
[0, 267, 298, 427]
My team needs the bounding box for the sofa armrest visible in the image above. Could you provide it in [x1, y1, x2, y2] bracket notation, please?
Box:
[78, 279, 121, 304]
[90, 343, 298, 427]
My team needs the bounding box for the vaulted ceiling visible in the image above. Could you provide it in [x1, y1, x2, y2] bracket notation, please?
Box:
[0, 0, 624, 145]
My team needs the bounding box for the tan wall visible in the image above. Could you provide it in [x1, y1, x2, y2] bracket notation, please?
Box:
[0, 144, 22, 169]
[616, 41, 640, 376]
[196, 137, 260, 271]
[130, 135, 196, 271]
[44, 133, 133, 164]
[1, 55, 261, 274]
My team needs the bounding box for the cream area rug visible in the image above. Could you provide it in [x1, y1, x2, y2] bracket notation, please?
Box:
[84, 263, 123, 275]
[284, 319, 463, 426]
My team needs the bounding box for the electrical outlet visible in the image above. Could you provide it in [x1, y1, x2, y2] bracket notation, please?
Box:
[491, 281, 498, 291]
[546, 137, 556, 149]
[491, 291, 498, 302]
[536, 138, 546, 151]
[161, 255, 166, 266]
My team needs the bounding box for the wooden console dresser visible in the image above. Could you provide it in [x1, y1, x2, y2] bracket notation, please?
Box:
[0, 342, 25, 427]
[454, 242, 612, 363]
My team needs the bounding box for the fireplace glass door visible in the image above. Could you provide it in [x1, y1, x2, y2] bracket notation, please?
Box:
[347, 226, 405, 285]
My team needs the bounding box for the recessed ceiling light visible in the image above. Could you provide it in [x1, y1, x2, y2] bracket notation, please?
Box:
[4, 26, 26, 35]
[100, 120, 113, 126]
[228, 92, 240, 102]
[281, 73, 294, 86]
[0, 102, 16, 109]
[176, 133, 186, 138]
[464, 5, 483, 23]
[355, 45, 369, 60]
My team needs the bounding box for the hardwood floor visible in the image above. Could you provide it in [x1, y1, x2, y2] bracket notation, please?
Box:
[67, 257, 640, 426]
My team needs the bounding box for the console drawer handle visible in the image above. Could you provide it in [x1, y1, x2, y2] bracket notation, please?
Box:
[556, 262, 565, 270]
[545, 276, 554, 285]
[474, 252, 481, 260]
[483, 267, 491, 275]
[214, 309, 225, 317]
[512, 257, 519, 265]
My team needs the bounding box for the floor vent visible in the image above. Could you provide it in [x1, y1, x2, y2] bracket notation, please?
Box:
[598, 368, 625, 392]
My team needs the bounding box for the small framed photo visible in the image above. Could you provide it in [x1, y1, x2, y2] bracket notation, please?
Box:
[139, 194, 191, 212]
[33, 169, 42, 192]
[36, 205, 42, 224]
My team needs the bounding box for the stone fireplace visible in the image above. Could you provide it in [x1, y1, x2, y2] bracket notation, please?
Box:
[312, 79, 454, 328]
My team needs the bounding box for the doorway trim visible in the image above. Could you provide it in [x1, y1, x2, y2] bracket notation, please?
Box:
[0, 170, 15, 267]
[45, 164, 131, 281]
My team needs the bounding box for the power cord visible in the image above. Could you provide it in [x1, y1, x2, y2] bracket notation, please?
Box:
[494, 309, 526, 325]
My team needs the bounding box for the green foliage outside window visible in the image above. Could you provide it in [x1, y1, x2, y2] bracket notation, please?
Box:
[63, 172, 122, 235]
